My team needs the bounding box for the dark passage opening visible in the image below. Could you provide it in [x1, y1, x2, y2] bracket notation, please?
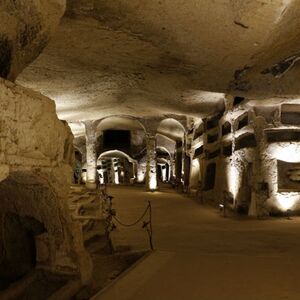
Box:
[207, 133, 219, 144]
[0, 213, 45, 290]
[223, 143, 232, 157]
[103, 130, 131, 151]
[237, 114, 248, 130]
[236, 133, 257, 150]
[203, 163, 216, 191]
[222, 122, 231, 136]
[265, 130, 300, 143]
[233, 96, 245, 106]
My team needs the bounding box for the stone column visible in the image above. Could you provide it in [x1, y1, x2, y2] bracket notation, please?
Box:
[183, 154, 191, 191]
[85, 122, 97, 190]
[112, 158, 120, 185]
[175, 140, 183, 182]
[249, 116, 268, 217]
[146, 135, 157, 191]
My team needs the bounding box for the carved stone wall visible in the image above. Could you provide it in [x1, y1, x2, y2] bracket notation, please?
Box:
[0, 78, 92, 285]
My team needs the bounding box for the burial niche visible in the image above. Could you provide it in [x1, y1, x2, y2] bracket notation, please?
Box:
[203, 163, 216, 191]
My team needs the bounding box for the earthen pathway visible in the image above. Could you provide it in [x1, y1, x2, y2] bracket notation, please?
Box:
[92, 185, 300, 300]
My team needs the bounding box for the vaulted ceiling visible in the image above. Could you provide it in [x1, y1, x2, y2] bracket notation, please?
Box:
[16, 0, 300, 123]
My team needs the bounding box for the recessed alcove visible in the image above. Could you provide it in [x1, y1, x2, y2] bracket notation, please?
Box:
[265, 129, 300, 143]
[235, 133, 257, 150]
[206, 148, 221, 159]
[203, 163, 216, 191]
[194, 145, 204, 158]
[222, 122, 231, 136]
[222, 143, 232, 156]
[207, 132, 219, 143]
[237, 114, 248, 130]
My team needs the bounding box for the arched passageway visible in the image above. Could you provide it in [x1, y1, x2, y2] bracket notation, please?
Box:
[97, 150, 137, 185]
[157, 119, 187, 189]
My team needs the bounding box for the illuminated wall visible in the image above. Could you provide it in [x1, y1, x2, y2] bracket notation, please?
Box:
[193, 99, 300, 216]
[189, 158, 201, 190]
[260, 141, 300, 213]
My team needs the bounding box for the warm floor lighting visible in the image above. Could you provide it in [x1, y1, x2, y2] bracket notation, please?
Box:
[276, 194, 298, 210]
[149, 174, 157, 190]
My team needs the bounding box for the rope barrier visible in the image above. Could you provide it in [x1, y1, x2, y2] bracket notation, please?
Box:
[99, 186, 154, 251]
[112, 203, 150, 227]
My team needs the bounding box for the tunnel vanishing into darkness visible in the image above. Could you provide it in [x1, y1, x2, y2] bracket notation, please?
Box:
[2, 0, 300, 299]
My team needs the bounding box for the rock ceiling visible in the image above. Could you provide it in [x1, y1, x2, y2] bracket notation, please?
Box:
[17, 0, 300, 124]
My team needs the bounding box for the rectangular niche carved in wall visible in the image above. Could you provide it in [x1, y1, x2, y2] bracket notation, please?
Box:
[222, 143, 232, 157]
[235, 133, 257, 150]
[203, 162, 216, 191]
[206, 113, 222, 130]
[237, 114, 248, 130]
[207, 133, 219, 143]
[278, 160, 300, 192]
[281, 104, 300, 125]
[222, 122, 231, 136]
[206, 148, 220, 159]
[194, 124, 204, 140]
[281, 112, 300, 125]
[265, 130, 300, 143]
[193, 145, 203, 158]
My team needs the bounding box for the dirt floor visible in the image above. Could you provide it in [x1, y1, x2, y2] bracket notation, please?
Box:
[74, 251, 145, 300]
[92, 184, 300, 300]
[4, 184, 300, 299]
[107, 184, 300, 256]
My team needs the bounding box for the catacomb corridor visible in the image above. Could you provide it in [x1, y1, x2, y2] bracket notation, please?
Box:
[2, 0, 300, 299]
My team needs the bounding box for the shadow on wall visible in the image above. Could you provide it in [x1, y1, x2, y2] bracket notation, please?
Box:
[0, 171, 83, 290]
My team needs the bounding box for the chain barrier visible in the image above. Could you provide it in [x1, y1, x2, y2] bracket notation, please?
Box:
[99, 184, 154, 253]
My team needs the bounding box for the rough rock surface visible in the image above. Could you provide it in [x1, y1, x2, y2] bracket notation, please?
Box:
[0, 0, 66, 80]
[0, 78, 91, 283]
[17, 0, 300, 124]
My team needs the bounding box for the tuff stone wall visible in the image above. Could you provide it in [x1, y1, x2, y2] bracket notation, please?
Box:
[0, 0, 66, 80]
[191, 98, 300, 216]
[0, 78, 91, 284]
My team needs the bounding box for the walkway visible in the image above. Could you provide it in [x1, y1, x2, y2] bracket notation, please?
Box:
[92, 185, 300, 300]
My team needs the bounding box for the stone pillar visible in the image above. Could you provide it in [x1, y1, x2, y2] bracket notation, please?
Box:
[183, 154, 191, 191]
[112, 158, 120, 185]
[146, 135, 157, 191]
[85, 122, 97, 190]
[175, 140, 183, 182]
[171, 157, 176, 180]
[249, 116, 268, 217]
[168, 161, 172, 182]
[132, 162, 137, 183]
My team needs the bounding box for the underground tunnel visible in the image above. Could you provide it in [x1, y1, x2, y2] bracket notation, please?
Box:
[2, 0, 300, 299]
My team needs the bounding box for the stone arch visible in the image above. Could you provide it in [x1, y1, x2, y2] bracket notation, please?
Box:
[156, 146, 172, 159]
[97, 150, 137, 184]
[96, 115, 146, 134]
[157, 120, 186, 184]
[69, 122, 86, 139]
[222, 121, 232, 136]
[157, 118, 186, 141]
[95, 116, 146, 158]
[98, 149, 137, 163]
[156, 146, 172, 183]
[156, 133, 176, 156]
